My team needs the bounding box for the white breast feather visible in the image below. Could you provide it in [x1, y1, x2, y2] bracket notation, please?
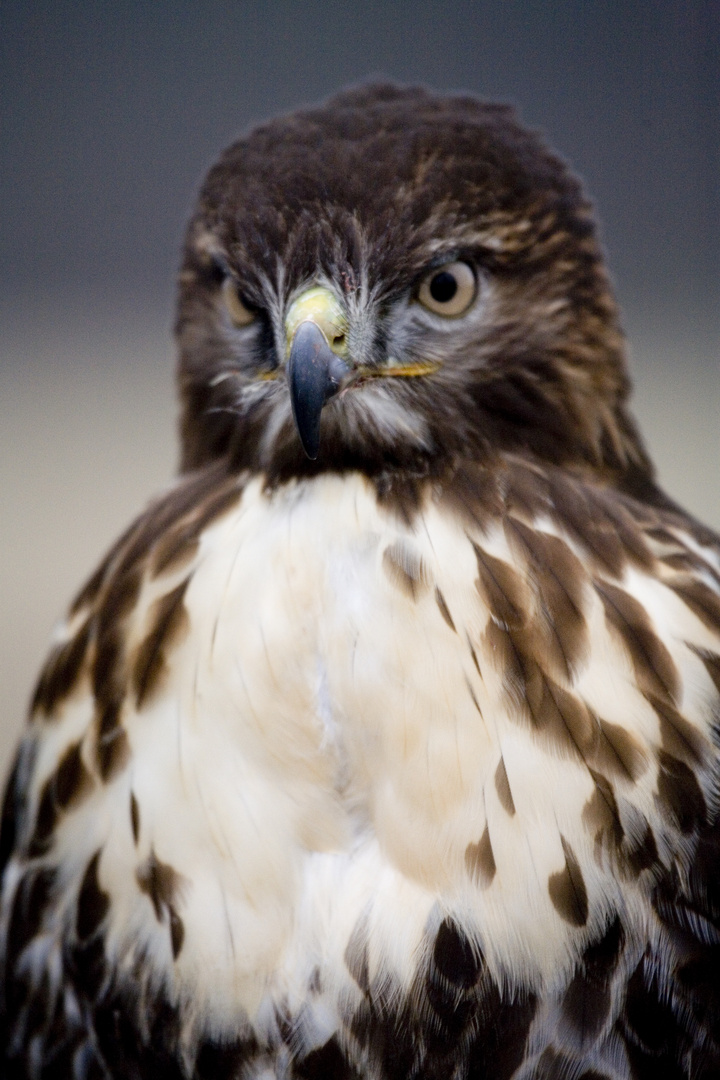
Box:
[8, 472, 720, 1053]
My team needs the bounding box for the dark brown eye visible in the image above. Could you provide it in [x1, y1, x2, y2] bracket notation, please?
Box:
[418, 261, 476, 317]
[221, 276, 256, 327]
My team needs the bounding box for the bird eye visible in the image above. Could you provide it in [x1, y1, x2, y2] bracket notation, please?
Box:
[417, 261, 476, 317]
[221, 276, 256, 327]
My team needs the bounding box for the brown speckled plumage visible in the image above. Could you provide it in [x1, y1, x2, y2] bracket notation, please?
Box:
[2, 83, 720, 1079]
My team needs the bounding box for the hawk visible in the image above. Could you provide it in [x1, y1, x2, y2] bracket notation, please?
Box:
[2, 83, 720, 1080]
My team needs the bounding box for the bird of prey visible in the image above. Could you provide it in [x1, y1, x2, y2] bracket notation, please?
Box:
[2, 83, 720, 1080]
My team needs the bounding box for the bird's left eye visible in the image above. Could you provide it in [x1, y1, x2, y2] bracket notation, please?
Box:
[417, 261, 476, 317]
[221, 276, 257, 327]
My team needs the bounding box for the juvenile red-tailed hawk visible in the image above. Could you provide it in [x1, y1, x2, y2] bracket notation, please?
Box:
[2, 84, 720, 1080]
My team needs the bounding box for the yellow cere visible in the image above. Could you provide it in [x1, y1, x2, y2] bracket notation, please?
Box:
[285, 286, 349, 358]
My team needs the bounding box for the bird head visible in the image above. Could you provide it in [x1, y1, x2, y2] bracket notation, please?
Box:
[175, 83, 651, 490]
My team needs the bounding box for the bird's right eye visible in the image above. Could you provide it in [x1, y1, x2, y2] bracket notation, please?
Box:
[221, 276, 257, 327]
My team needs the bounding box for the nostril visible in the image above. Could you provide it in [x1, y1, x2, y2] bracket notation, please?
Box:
[332, 332, 346, 350]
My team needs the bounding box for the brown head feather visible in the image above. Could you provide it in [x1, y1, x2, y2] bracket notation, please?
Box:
[175, 83, 653, 491]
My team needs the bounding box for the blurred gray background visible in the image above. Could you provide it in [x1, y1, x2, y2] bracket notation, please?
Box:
[1, 0, 718, 782]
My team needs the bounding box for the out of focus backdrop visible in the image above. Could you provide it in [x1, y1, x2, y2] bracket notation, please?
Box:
[1, 1, 718, 781]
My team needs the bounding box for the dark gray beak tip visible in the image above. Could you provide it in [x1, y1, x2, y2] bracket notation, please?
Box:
[286, 321, 350, 459]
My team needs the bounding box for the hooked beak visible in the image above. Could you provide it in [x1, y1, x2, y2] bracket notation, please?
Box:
[285, 286, 351, 459]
